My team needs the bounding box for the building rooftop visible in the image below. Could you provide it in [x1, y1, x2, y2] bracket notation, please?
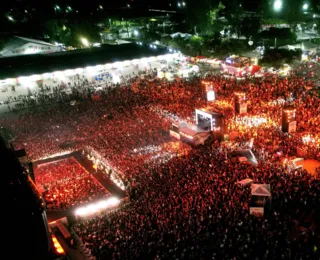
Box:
[0, 43, 168, 80]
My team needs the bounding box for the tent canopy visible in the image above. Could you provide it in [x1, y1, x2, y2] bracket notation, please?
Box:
[251, 184, 271, 196]
[237, 178, 253, 186]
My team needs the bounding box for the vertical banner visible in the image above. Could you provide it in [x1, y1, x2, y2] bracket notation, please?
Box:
[288, 121, 297, 134]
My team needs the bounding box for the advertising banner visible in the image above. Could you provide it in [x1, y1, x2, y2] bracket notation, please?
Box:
[250, 207, 264, 217]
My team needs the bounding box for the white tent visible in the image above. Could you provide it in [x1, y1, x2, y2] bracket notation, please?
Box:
[251, 184, 271, 197]
[237, 178, 253, 186]
[170, 32, 192, 39]
[280, 42, 320, 51]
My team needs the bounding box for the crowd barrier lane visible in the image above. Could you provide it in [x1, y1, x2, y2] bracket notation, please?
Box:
[56, 219, 72, 241]
[82, 146, 127, 191]
[70, 227, 95, 260]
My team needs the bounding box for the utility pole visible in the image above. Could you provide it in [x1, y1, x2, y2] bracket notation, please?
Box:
[126, 20, 129, 38]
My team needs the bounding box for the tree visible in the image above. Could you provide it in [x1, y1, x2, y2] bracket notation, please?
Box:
[43, 19, 67, 42]
[0, 38, 7, 52]
[189, 35, 204, 55]
[283, 0, 304, 33]
[225, 0, 244, 39]
[207, 1, 225, 34]
[259, 27, 297, 46]
[240, 17, 261, 40]
[186, 0, 224, 34]
[259, 48, 302, 68]
[316, 19, 320, 35]
[43, 19, 100, 47]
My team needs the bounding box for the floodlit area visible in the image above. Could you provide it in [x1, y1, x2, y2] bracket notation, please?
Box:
[2, 53, 320, 260]
[74, 197, 120, 216]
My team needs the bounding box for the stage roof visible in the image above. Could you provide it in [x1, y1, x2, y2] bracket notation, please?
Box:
[0, 43, 168, 80]
[196, 108, 223, 116]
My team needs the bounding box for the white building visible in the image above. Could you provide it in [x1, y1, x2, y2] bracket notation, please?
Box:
[0, 36, 62, 57]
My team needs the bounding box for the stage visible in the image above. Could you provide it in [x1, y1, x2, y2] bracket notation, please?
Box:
[303, 159, 320, 175]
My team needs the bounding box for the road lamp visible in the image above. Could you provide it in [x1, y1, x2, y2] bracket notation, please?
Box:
[134, 30, 139, 37]
[54, 5, 60, 14]
[80, 37, 90, 47]
[7, 16, 14, 22]
[302, 3, 308, 11]
[273, 0, 282, 12]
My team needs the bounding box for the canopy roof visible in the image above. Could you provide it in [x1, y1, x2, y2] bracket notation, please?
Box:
[251, 184, 271, 197]
[237, 178, 253, 186]
[0, 43, 168, 80]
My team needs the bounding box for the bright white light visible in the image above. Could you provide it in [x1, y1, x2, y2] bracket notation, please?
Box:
[178, 2, 181, 7]
[64, 69, 75, 76]
[182, 1, 186, 6]
[24, 48, 39, 55]
[75, 68, 83, 74]
[95, 65, 103, 71]
[112, 74, 121, 84]
[302, 135, 315, 144]
[134, 30, 139, 36]
[273, 0, 282, 12]
[104, 63, 112, 70]
[302, 3, 308, 10]
[123, 60, 130, 66]
[113, 62, 122, 69]
[207, 90, 215, 101]
[169, 48, 173, 52]
[108, 197, 120, 206]
[42, 73, 51, 79]
[97, 200, 109, 209]
[94, 65, 103, 71]
[18, 76, 32, 86]
[53, 71, 63, 78]
[99, 5, 103, 9]
[7, 16, 14, 21]
[74, 197, 120, 216]
[80, 37, 90, 47]
[29, 75, 41, 81]
[86, 66, 96, 74]
[132, 59, 139, 65]
[87, 204, 97, 213]
[75, 207, 87, 216]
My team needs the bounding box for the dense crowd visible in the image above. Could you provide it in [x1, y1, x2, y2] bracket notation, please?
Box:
[0, 60, 319, 259]
[75, 146, 320, 260]
[35, 158, 109, 210]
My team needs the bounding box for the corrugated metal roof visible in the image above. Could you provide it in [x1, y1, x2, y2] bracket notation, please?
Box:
[1, 36, 56, 56]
